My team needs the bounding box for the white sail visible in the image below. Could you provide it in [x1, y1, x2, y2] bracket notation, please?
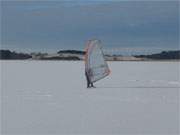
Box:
[85, 39, 110, 83]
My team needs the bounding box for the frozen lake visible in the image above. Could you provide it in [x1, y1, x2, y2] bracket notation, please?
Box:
[1, 61, 180, 135]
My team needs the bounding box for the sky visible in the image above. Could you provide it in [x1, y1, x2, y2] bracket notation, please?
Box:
[1, 0, 179, 54]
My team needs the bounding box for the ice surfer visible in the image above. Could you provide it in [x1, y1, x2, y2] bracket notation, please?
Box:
[84, 39, 110, 88]
[85, 69, 94, 88]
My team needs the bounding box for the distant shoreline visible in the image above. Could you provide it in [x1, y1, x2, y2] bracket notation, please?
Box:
[1, 59, 180, 62]
[0, 49, 180, 61]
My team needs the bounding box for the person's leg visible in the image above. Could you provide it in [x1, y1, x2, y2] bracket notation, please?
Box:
[87, 78, 91, 88]
[87, 81, 90, 88]
[86, 72, 90, 88]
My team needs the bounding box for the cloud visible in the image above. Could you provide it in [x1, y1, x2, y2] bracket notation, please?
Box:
[1, 1, 179, 52]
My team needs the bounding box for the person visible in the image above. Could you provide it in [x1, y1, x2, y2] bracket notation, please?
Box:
[85, 69, 94, 88]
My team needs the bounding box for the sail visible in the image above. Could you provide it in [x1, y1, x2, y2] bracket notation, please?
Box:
[85, 39, 110, 83]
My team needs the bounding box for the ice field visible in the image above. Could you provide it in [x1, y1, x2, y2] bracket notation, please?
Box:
[1, 61, 180, 134]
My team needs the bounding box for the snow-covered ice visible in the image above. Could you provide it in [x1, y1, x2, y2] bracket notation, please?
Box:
[1, 61, 180, 134]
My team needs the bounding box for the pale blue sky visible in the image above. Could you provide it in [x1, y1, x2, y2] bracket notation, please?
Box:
[1, 0, 179, 54]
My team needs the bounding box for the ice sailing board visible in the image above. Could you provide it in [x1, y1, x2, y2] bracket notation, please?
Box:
[85, 39, 110, 83]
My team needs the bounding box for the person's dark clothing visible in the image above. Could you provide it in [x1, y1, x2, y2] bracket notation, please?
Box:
[85, 70, 94, 88]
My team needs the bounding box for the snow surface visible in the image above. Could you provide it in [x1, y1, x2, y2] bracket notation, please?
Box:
[1, 61, 180, 135]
